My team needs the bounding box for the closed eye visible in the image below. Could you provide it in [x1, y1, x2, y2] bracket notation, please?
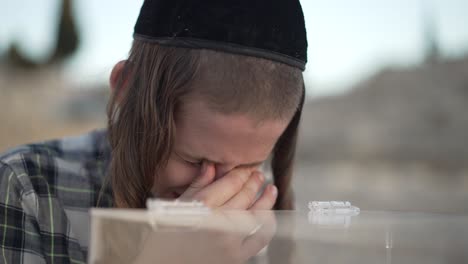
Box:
[185, 159, 203, 167]
[174, 151, 203, 167]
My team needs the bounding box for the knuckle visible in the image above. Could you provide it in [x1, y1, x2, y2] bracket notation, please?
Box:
[243, 185, 258, 203]
[248, 175, 263, 192]
[251, 171, 264, 181]
[231, 168, 250, 182]
[253, 173, 264, 187]
[228, 173, 246, 190]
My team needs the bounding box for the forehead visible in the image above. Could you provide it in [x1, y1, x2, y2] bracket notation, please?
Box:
[175, 100, 288, 165]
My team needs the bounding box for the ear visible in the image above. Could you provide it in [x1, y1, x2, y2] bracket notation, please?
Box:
[109, 60, 129, 96]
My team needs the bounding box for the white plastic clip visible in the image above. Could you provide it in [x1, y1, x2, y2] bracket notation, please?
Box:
[308, 201, 360, 227]
[146, 199, 211, 215]
[308, 201, 360, 215]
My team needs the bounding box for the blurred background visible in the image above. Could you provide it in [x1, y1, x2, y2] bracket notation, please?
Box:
[1, 0, 467, 213]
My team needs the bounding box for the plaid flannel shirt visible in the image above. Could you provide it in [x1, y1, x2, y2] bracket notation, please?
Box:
[0, 129, 113, 264]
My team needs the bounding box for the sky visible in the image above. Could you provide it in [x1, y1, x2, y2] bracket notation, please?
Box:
[1, 0, 468, 96]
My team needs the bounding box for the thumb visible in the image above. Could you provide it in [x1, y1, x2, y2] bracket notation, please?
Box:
[180, 161, 215, 198]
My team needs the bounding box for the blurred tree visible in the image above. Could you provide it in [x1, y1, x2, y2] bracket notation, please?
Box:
[48, 0, 80, 64]
[0, 0, 80, 70]
[3, 43, 39, 69]
[422, 2, 440, 64]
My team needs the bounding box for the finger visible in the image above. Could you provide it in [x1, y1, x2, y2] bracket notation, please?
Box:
[239, 217, 276, 260]
[221, 172, 264, 209]
[219, 211, 258, 234]
[249, 184, 277, 210]
[251, 210, 277, 235]
[204, 210, 258, 233]
[180, 161, 216, 199]
[192, 168, 252, 207]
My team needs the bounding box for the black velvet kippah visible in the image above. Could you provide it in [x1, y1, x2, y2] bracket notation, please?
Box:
[134, 0, 308, 70]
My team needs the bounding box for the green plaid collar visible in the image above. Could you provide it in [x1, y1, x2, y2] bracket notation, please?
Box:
[1, 129, 112, 263]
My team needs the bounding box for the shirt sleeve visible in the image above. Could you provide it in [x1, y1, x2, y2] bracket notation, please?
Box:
[0, 162, 46, 264]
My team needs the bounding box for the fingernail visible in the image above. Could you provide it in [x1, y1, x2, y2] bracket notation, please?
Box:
[239, 170, 250, 182]
[200, 162, 208, 175]
[270, 185, 278, 196]
[256, 172, 264, 182]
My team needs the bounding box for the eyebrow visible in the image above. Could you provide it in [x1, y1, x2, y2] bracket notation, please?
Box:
[176, 150, 266, 168]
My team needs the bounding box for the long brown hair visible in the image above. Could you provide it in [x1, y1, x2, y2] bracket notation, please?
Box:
[103, 40, 304, 211]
